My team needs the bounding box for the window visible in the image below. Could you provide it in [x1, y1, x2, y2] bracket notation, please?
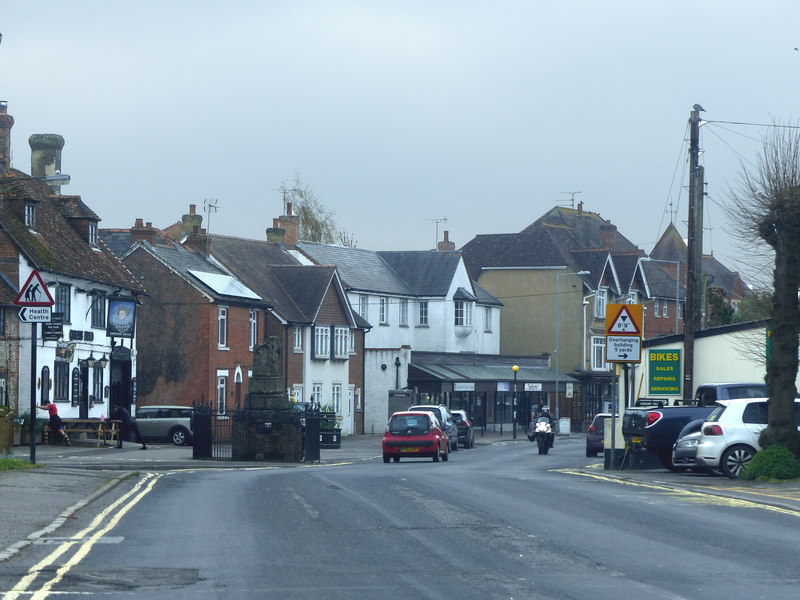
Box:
[484, 307, 492, 332]
[92, 363, 104, 403]
[0, 307, 5, 336]
[216, 376, 227, 415]
[595, 288, 607, 319]
[54, 363, 68, 401]
[662, 300, 668, 318]
[25, 203, 35, 229]
[348, 328, 355, 354]
[454, 300, 473, 326]
[218, 306, 228, 347]
[653, 299, 660, 318]
[332, 384, 342, 414]
[379, 297, 388, 324]
[418, 301, 428, 326]
[91, 295, 105, 328]
[294, 326, 303, 351]
[358, 295, 368, 320]
[312, 383, 322, 406]
[334, 327, 349, 359]
[55, 285, 71, 323]
[627, 291, 638, 304]
[314, 325, 331, 359]
[249, 309, 258, 350]
[399, 299, 408, 326]
[591, 336, 607, 371]
[88, 222, 98, 246]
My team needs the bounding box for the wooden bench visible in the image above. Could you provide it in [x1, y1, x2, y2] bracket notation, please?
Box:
[61, 419, 120, 448]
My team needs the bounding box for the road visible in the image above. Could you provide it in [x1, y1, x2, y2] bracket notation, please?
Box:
[2, 438, 799, 599]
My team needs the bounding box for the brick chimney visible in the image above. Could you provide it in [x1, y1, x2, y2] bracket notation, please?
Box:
[0, 102, 13, 174]
[600, 221, 617, 249]
[131, 218, 158, 245]
[266, 218, 286, 244]
[437, 230, 456, 251]
[29, 133, 65, 192]
[181, 204, 203, 235]
[278, 202, 299, 245]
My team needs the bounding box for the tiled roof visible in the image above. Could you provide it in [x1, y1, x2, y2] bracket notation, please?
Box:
[0, 172, 144, 292]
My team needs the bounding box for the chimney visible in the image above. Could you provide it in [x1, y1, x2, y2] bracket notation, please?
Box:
[267, 217, 286, 244]
[0, 102, 13, 174]
[577, 201, 583, 214]
[278, 201, 299, 245]
[437, 230, 456, 251]
[600, 221, 617, 249]
[181, 203, 203, 235]
[131, 218, 157, 245]
[29, 133, 65, 192]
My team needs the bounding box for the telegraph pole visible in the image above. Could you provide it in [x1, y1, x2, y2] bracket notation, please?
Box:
[684, 106, 705, 400]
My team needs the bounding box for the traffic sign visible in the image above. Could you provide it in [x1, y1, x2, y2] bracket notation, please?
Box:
[18, 306, 53, 323]
[14, 270, 55, 307]
[605, 303, 642, 335]
[606, 335, 642, 363]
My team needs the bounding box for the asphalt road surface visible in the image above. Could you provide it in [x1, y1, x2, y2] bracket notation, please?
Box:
[3, 438, 799, 599]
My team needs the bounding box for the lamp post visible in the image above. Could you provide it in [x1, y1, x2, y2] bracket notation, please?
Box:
[512, 365, 519, 440]
[642, 258, 681, 334]
[555, 270, 590, 431]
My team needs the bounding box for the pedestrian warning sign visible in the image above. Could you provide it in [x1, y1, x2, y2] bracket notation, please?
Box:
[14, 270, 55, 307]
[605, 303, 642, 335]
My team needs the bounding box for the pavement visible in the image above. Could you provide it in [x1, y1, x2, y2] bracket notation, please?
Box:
[3, 430, 800, 563]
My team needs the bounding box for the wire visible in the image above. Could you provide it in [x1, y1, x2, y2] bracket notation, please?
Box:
[705, 120, 800, 129]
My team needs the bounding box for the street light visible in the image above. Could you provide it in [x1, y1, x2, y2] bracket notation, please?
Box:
[555, 270, 590, 431]
[512, 365, 519, 440]
[641, 258, 681, 334]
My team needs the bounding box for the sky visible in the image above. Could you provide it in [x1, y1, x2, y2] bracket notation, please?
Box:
[3, 1, 800, 280]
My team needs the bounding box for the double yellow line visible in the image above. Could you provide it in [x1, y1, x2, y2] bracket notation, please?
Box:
[3, 472, 162, 600]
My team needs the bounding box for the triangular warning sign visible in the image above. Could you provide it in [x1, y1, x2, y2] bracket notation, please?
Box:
[607, 304, 641, 335]
[14, 270, 55, 307]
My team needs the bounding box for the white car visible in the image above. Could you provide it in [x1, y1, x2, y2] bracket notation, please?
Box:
[695, 398, 800, 479]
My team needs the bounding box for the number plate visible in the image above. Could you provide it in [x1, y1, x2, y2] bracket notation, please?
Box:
[401, 447, 420, 453]
[632, 436, 642, 444]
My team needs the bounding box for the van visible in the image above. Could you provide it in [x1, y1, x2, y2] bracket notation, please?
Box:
[134, 405, 194, 446]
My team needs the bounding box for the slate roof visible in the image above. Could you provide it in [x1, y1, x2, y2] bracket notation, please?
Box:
[0, 171, 144, 293]
[639, 261, 686, 300]
[377, 251, 461, 296]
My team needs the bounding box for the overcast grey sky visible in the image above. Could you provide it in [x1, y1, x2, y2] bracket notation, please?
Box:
[3, 1, 799, 275]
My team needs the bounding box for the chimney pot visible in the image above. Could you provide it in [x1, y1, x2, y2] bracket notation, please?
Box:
[190, 204, 196, 215]
[134, 218, 144, 228]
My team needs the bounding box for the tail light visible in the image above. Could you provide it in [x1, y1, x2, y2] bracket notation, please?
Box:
[703, 424, 723, 436]
[645, 411, 663, 427]
[588, 424, 597, 434]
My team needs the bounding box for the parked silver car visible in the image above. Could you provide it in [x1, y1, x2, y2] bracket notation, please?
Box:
[134, 405, 194, 446]
[408, 404, 459, 451]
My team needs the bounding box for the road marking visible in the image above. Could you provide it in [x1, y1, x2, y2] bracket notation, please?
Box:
[556, 469, 800, 518]
[3, 473, 162, 600]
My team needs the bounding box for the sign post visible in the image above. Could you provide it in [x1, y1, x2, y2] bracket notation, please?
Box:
[14, 269, 55, 464]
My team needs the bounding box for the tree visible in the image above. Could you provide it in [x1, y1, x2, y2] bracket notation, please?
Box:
[727, 125, 800, 456]
[280, 175, 356, 247]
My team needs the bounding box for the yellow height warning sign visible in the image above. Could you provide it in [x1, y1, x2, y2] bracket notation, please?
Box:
[605, 304, 642, 336]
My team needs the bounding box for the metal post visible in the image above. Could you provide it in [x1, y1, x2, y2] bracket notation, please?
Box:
[29, 323, 37, 464]
[512, 365, 519, 439]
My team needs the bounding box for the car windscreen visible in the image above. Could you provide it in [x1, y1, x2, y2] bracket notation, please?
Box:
[389, 415, 430, 434]
[705, 404, 727, 423]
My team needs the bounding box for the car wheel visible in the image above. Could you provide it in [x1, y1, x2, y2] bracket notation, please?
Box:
[383, 454, 390, 463]
[433, 448, 440, 462]
[170, 427, 190, 446]
[586, 447, 592, 458]
[721, 444, 756, 479]
[452, 438, 458, 451]
[705, 467, 724, 477]
[442, 446, 449, 461]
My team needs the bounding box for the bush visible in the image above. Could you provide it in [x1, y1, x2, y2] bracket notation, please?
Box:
[741, 444, 800, 481]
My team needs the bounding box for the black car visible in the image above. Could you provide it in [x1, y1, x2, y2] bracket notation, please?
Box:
[451, 410, 475, 448]
[586, 413, 611, 457]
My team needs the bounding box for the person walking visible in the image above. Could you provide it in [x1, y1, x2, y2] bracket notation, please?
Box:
[112, 404, 147, 449]
[37, 403, 70, 445]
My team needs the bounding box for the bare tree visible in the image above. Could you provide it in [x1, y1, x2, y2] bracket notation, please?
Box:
[727, 125, 800, 455]
[280, 175, 356, 247]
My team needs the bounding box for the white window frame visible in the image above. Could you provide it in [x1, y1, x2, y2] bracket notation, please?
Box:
[627, 291, 637, 304]
[399, 299, 408, 326]
[218, 306, 228, 348]
[89, 222, 98, 246]
[334, 327, 349, 359]
[358, 295, 368, 320]
[249, 308, 258, 350]
[294, 326, 303, 352]
[484, 306, 492, 332]
[348, 328, 355, 354]
[662, 300, 669, 318]
[312, 383, 323, 407]
[332, 383, 342, 414]
[595, 288, 607, 319]
[654, 299, 660, 318]
[217, 375, 227, 415]
[418, 301, 428, 326]
[454, 301, 473, 327]
[591, 336, 608, 371]
[315, 325, 331, 359]
[25, 203, 35, 229]
[379, 297, 388, 324]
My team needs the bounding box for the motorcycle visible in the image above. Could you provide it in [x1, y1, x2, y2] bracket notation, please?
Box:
[532, 416, 554, 455]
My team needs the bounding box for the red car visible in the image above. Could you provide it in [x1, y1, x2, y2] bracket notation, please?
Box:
[383, 411, 450, 463]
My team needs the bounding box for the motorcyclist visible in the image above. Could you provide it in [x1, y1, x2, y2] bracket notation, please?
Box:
[536, 406, 556, 448]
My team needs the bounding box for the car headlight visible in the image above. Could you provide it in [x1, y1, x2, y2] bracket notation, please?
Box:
[677, 438, 699, 448]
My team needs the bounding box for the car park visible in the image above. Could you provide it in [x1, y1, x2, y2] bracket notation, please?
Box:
[451, 410, 475, 448]
[382, 411, 449, 463]
[408, 404, 459, 451]
[695, 398, 800, 478]
[586, 413, 611, 457]
[134, 405, 194, 446]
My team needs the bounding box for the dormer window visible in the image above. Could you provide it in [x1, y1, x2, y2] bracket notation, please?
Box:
[88, 222, 98, 246]
[25, 202, 35, 230]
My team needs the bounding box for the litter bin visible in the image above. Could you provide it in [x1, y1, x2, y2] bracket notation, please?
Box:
[192, 407, 212, 459]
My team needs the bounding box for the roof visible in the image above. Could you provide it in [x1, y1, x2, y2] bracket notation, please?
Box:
[0, 171, 144, 293]
[377, 251, 462, 296]
[409, 351, 576, 383]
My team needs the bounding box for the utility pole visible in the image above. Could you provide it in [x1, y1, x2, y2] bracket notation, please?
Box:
[684, 106, 705, 400]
